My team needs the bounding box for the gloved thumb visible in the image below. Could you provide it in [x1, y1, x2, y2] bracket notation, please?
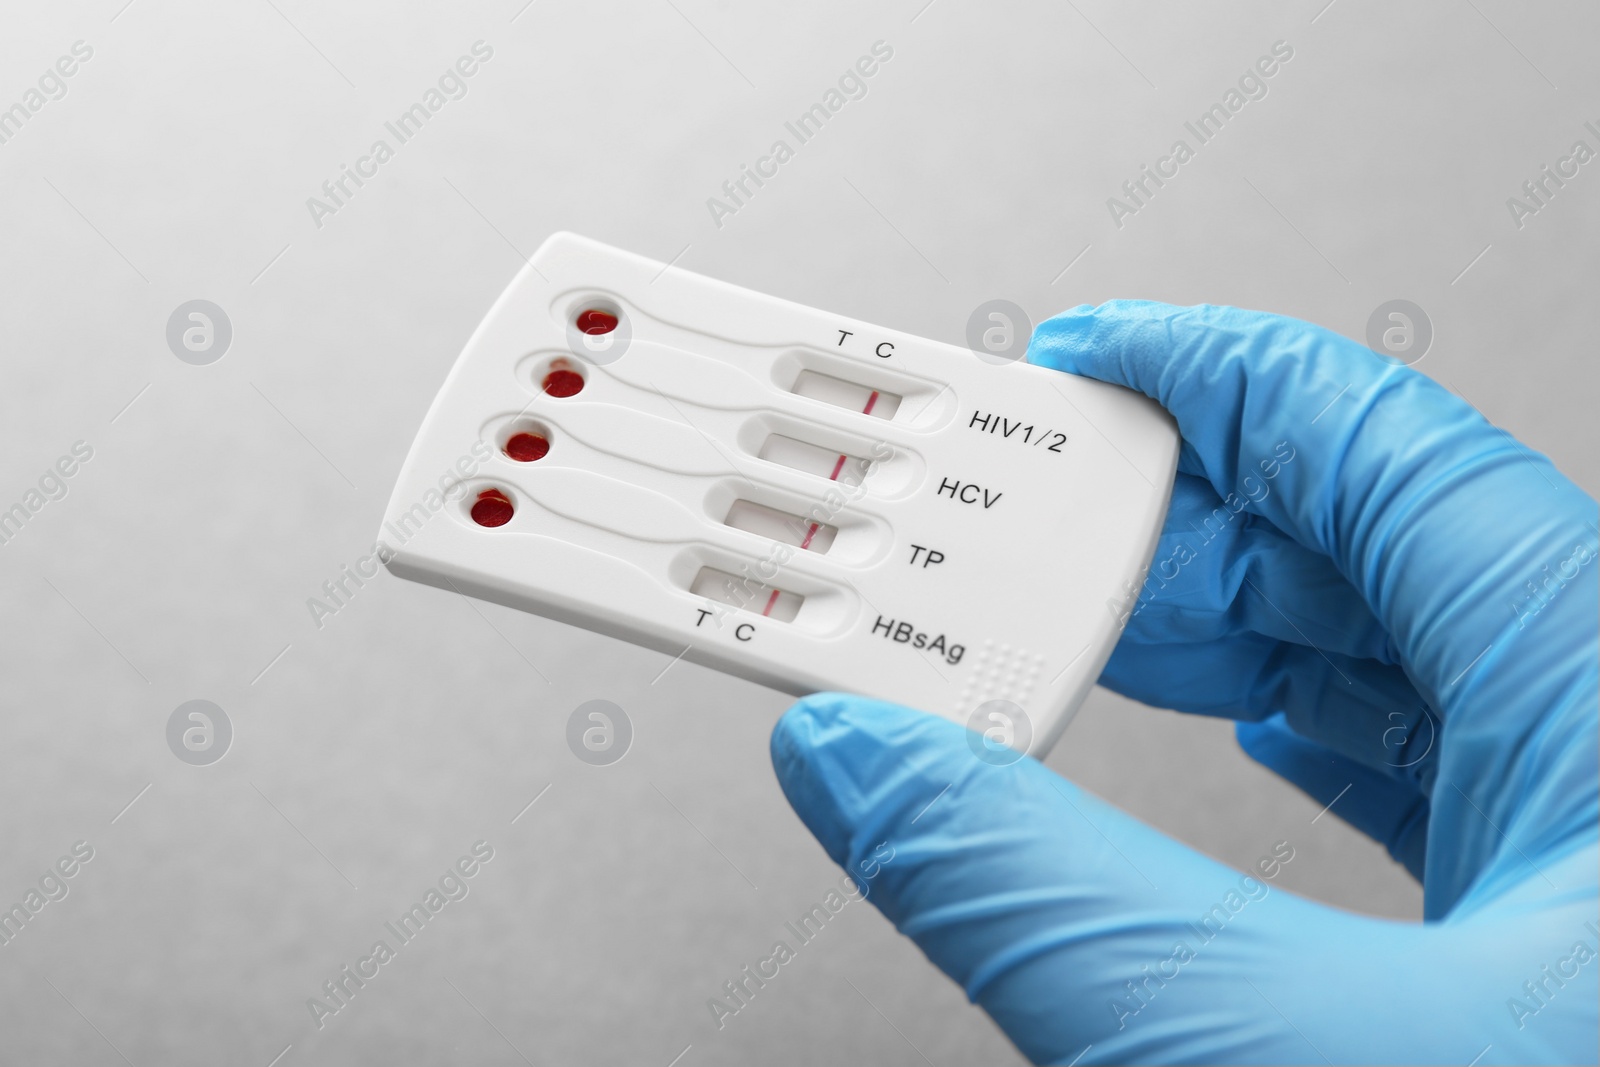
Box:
[770, 694, 1544, 1065]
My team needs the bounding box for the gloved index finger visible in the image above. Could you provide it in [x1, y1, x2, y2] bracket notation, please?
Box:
[1028, 300, 1599, 917]
[1025, 300, 1587, 709]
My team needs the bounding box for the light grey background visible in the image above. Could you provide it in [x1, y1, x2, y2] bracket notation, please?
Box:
[1, 1, 1595, 1064]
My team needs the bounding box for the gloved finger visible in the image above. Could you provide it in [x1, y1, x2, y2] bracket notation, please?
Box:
[1103, 636, 1437, 792]
[769, 693, 1551, 1065]
[1026, 301, 1589, 716]
[1127, 472, 1394, 662]
[1029, 301, 1598, 916]
[1237, 713, 1429, 880]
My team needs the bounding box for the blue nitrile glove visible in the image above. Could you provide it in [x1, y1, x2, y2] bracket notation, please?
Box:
[771, 302, 1598, 1065]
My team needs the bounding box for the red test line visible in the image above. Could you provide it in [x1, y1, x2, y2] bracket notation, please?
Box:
[806, 456, 849, 549]
[761, 588, 781, 616]
[802, 390, 877, 551]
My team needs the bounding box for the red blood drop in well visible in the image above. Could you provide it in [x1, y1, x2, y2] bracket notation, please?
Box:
[471, 489, 514, 528]
[575, 309, 619, 335]
[542, 369, 585, 397]
[504, 432, 549, 462]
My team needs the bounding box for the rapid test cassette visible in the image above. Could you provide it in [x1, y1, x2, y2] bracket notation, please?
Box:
[379, 232, 1178, 756]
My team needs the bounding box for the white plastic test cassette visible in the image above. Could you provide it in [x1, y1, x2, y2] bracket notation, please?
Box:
[380, 233, 1178, 756]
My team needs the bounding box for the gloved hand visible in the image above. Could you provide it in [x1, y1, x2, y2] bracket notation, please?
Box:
[771, 301, 1598, 1065]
